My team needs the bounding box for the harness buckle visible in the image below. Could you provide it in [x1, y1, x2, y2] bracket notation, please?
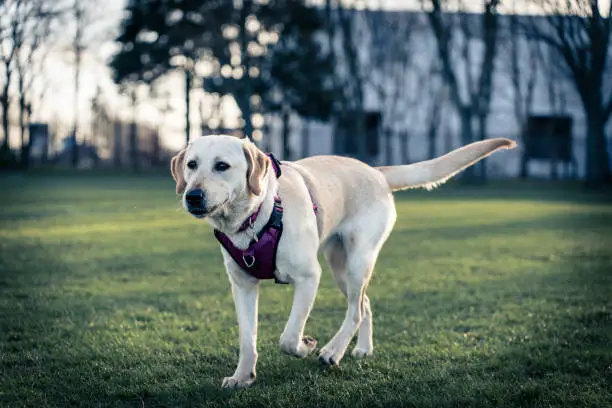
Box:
[243, 254, 256, 268]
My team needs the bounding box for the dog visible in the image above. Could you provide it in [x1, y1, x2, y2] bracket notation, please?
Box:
[170, 135, 516, 388]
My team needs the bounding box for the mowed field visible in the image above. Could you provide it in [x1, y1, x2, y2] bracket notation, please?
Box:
[1, 173, 611, 408]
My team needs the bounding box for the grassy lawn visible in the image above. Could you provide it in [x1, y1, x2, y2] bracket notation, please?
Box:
[1, 174, 611, 407]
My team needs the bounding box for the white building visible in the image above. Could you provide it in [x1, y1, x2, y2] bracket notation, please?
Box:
[262, 10, 612, 179]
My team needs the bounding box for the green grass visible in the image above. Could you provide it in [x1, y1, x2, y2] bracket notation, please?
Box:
[1, 174, 611, 407]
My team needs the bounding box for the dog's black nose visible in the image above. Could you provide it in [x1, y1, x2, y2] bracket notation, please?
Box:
[185, 188, 206, 209]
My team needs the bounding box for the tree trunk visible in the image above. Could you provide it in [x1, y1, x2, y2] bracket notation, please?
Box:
[92, 117, 99, 167]
[241, 94, 253, 141]
[477, 114, 488, 182]
[385, 128, 393, 165]
[427, 123, 437, 160]
[355, 112, 367, 162]
[130, 91, 138, 172]
[72, 0, 83, 168]
[113, 121, 122, 168]
[19, 83, 28, 167]
[459, 109, 476, 181]
[520, 145, 529, 179]
[184, 69, 191, 146]
[400, 131, 409, 163]
[239, 0, 253, 140]
[585, 108, 610, 186]
[519, 124, 529, 178]
[281, 107, 291, 161]
[332, 116, 343, 155]
[72, 77, 80, 168]
[234, 92, 253, 141]
[427, 92, 441, 160]
[520, 158, 529, 178]
[130, 122, 138, 172]
[301, 119, 310, 158]
[1, 96, 9, 150]
[71, 129, 79, 169]
[152, 129, 160, 167]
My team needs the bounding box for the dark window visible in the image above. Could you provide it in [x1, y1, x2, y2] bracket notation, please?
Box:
[525, 116, 572, 162]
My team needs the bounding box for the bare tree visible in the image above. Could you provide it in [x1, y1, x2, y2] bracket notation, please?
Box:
[199, 92, 222, 135]
[129, 87, 138, 171]
[14, 1, 57, 166]
[90, 83, 113, 167]
[0, 0, 58, 159]
[300, 119, 310, 157]
[364, 9, 417, 165]
[116, 80, 144, 171]
[508, 6, 539, 178]
[326, 0, 370, 160]
[427, 0, 501, 181]
[0, 0, 20, 151]
[70, 0, 85, 167]
[425, 66, 446, 160]
[526, 0, 612, 185]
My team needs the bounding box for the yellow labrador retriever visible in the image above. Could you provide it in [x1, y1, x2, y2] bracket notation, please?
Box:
[170, 135, 515, 388]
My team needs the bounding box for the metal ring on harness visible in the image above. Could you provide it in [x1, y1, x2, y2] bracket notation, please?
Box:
[243, 254, 256, 268]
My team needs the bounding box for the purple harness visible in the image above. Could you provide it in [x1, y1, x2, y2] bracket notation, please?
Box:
[213, 153, 317, 284]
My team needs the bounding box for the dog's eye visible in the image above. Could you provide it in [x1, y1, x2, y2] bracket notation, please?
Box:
[187, 160, 197, 170]
[214, 161, 230, 172]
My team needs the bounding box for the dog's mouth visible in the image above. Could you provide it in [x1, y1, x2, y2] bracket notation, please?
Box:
[187, 201, 227, 219]
[188, 207, 208, 219]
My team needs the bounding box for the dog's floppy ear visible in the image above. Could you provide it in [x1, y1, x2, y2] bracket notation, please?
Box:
[242, 140, 269, 196]
[170, 149, 187, 195]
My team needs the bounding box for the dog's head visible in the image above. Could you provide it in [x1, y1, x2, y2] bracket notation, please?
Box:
[170, 135, 270, 218]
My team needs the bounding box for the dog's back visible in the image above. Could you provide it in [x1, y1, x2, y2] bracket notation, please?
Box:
[285, 155, 392, 243]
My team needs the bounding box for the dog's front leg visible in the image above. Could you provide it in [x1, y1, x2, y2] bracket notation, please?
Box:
[279, 268, 321, 358]
[222, 277, 259, 389]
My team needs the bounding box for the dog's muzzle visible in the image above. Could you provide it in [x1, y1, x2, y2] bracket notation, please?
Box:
[185, 188, 207, 218]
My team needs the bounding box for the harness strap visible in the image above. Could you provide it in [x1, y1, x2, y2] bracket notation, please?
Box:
[266, 153, 282, 178]
[267, 153, 317, 214]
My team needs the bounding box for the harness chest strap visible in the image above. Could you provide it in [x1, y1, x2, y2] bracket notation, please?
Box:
[214, 196, 285, 282]
[213, 153, 317, 284]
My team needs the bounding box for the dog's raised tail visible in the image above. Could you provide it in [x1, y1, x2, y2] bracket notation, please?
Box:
[376, 138, 517, 191]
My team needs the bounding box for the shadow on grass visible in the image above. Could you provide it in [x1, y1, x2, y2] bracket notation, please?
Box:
[1, 235, 610, 408]
[153, 259, 610, 407]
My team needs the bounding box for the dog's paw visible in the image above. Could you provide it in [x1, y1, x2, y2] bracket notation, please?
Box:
[318, 347, 343, 366]
[280, 335, 318, 358]
[221, 374, 255, 389]
[351, 346, 373, 358]
[302, 336, 318, 354]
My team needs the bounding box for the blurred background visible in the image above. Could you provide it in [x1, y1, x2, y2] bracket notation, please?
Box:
[0, 0, 611, 185]
[2, 2, 612, 405]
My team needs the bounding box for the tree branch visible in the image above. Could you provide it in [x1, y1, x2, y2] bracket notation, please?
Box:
[427, 0, 464, 110]
[604, 93, 612, 123]
[458, 11, 474, 106]
[474, 0, 499, 118]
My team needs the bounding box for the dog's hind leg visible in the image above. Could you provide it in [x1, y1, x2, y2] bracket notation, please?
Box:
[323, 236, 373, 358]
[352, 294, 373, 358]
[319, 202, 396, 366]
[323, 235, 348, 297]
[319, 244, 377, 365]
